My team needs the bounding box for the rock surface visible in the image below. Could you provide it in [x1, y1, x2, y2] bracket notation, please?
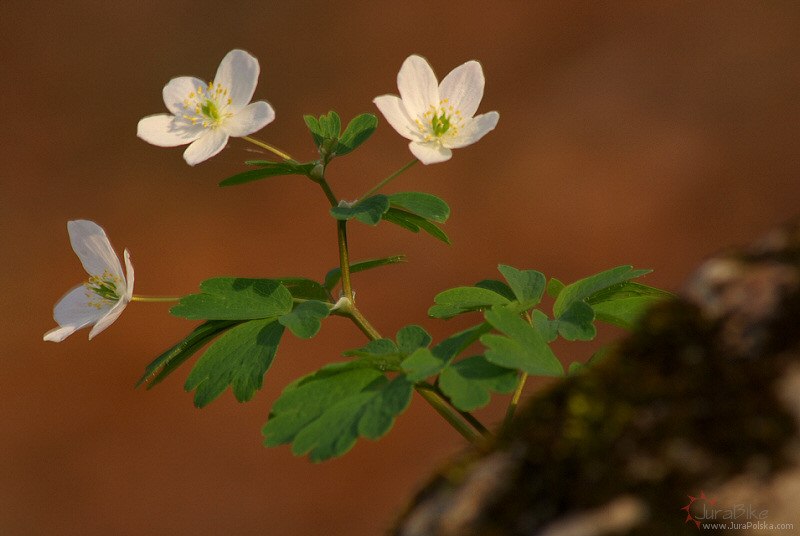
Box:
[394, 221, 800, 536]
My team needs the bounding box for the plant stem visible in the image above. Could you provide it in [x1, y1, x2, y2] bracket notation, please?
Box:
[355, 158, 418, 204]
[317, 176, 338, 207]
[503, 372, 528, 429]
[131, 295, 181, 302]
[332, 166, 490, 445]
[416, 382, 488, 446]
[241, 136, 295, 161]
[337, 220, 354, 301]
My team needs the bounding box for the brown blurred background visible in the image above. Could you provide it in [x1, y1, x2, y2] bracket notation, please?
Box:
[2, 1, 799, 534]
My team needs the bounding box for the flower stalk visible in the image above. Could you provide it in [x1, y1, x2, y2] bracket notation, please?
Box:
[355, 158, 417, 203]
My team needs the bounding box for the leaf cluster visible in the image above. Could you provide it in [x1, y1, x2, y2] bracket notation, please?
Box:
[219, 110, 377, 187]
[259, 264, 671, 460]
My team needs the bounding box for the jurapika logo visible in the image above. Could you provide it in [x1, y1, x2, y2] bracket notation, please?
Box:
[681, 491, 716, 529]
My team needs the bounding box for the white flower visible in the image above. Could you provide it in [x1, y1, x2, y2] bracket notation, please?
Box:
[373, 55, 499, 165]
[137, 49, 275, 166]
[44, 220, 134, 342]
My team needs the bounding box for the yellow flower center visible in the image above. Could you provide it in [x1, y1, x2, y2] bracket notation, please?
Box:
[415, 98, 463, 143]
[84, 270, 124, 309]
[182, 82, 234, 128]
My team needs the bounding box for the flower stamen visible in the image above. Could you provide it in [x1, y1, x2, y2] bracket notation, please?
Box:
[181, 82, 234, 129]
[84, 270, 124, 309]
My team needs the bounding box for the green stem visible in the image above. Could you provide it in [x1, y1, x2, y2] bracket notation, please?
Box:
[332, 168, 489, 445]
[317, 177, 338, 207]
[503, 372, 529, 429]
[337, 220, 354, 301]
[241, 136, 295, 162]
[131, 295, 181, 303]
[416, 383, 488, 446]
[355, 158, 418, 204]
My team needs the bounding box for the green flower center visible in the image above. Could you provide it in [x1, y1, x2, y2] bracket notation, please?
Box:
[182, 82, 233, 128]
[430, 111, 451, 137]
[416, 98, 463, 143]
[84, 271, 124, 309]
[200, 99, 221, 121]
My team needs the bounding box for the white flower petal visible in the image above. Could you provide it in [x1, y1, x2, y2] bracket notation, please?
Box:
[88, 299, 128, 340]
[163, 76, 206, 116]
[137, 114, 203, 147]
[373, 95, 424, 141]
[183, 129, 229, 166]
[438, 60, 485, 119]
[123, 249, 135, 301]
[44, 285, 108, 342]
[68, 220, 124, 281]
[444, 111, 499, 149]
[44, 325, 79, 343]
[409, 141, 452, 165]
[214, 49, 259, 113]
[223, 101, 275, 137]
[397, 55, 440, 117]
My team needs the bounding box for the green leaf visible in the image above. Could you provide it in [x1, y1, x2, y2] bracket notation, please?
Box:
[219, 161, 316, 187]
[336, 113, 378, 156]
[474, 279, 516, 302]
[497, 265, 546, 309]
[279, 300, 330, 339]
[262, 368, 413, 462]
[547, 278, 565, 299]
[402, 323, 491, 382]
[428, 286, 510, 319]
[553, 300, 596, 341]
[320, 111, 342, 139]
[323, 256, 406, 292]
[586, 282, 673, 330]
[304, 111, 341, 148]
[439, 355, 519, 411]
[170, 278, 293, 320]
[136, 320, 239, 389]
[338, 324, 430, 373]
[382, 208, 451, 244]
[396, 325, 432, 355]
[343, 338, 400, 359]
[185, 318, 285, 408]
[388, 192, 450, 223]
[482, 307, 564, 376]
[553, 266, 651, 318]
[530, 309, 558, 343]
[330, 195, 390, 226]
[274, 277, 330, 301]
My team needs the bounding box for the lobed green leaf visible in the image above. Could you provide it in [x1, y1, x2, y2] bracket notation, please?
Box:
[278, 300, 330, 339]
[497, 265, 546, 309]
[136, 320, 239, 389]
[586, 282, 673, 330]
[336, 114, 378, 156]
[170, 278, 293, 320]
[482, 307, 564, 376]
[439, 355, 518, 411]
[262, 367, 412, 462]
[274, 277, 330, 301]
[553, 266, 651, 318]
[429, 286, 511, 319]
[402, 323, 491, 382]
[184, 318, 285, 407]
